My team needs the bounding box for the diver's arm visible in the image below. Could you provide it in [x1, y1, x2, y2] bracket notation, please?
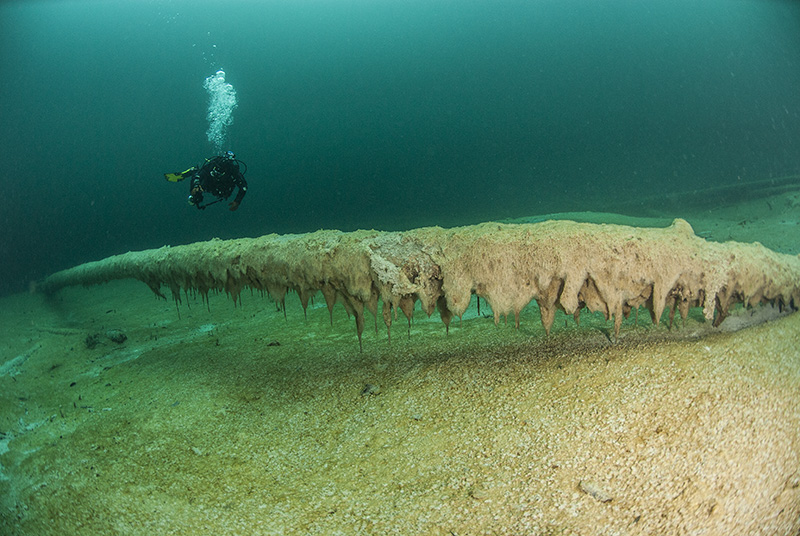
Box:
[188, 176, 205, 209]
[228, 174, 248, 211]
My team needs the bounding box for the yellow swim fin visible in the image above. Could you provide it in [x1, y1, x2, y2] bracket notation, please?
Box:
[164, 167, 196, 182]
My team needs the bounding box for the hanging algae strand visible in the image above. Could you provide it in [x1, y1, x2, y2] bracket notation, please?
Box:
[203, 69, 237, 154]
[40, 219, 800, 349]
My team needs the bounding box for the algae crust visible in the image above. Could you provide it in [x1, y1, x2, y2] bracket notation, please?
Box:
[42, 219, 800, 344]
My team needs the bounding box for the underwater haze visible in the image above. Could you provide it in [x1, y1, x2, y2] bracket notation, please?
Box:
[1, 0, 799, 297]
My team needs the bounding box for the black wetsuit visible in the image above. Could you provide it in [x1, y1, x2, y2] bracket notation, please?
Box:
[189, 156, 247, 209]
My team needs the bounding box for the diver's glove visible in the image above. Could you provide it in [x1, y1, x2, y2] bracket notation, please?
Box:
[228, 200, 240, 211]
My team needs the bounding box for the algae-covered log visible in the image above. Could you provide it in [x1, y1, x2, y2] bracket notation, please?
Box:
[41, 219, 800, 344]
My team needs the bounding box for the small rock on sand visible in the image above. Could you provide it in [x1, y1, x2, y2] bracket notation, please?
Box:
[579, 479, 613, 503]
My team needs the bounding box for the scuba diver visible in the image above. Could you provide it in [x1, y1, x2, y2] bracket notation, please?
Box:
[165, 151, 248, 211]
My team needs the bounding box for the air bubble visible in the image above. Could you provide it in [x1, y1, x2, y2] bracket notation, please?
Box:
[203, 69, 237, 153]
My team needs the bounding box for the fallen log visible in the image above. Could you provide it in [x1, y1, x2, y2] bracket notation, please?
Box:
[41, 219, 800, 346]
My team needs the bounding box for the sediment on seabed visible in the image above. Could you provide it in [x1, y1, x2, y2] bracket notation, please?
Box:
[41, 219, 800, 346]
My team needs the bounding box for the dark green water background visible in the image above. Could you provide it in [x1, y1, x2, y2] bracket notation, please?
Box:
[1, 0, 799, 296]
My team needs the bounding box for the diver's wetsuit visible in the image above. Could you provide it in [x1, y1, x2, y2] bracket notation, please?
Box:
[188, 156, 247, 209]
